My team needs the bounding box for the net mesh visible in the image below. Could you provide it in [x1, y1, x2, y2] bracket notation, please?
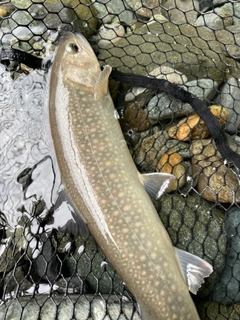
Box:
[0, 0, 240, 319]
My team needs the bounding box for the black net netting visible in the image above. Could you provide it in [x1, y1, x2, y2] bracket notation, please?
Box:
[0, 0, 240, 319]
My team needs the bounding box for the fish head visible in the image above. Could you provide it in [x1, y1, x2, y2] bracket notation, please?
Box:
[53, 32, 101, 91]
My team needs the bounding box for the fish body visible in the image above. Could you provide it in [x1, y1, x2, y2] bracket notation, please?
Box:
[49, 33, 211, 320]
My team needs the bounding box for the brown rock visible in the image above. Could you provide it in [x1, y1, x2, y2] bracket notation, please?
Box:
[190, 140, 240, 203]
[125, 0, 162, 19]
[168, 105, 228, 141]
[120, 102, 150, 132]
[197, 301, 240, 320]
[196, 162, 240, 203]
[157, 152, 186, 191]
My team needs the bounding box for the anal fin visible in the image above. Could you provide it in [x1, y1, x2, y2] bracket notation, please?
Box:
[175, 247, 213, 294]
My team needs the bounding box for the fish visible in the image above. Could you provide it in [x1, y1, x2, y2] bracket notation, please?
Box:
[48, 32, 213, 320]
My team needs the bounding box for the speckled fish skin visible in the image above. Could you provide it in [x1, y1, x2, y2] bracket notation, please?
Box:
[49, 32, 200, 320]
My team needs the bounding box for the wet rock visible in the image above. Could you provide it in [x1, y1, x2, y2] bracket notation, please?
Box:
[147, 79, 218, 123]
[150, 66, 188, 85]
[190, 139, 240, 203]
[93, 0, 134, 25]
[125, 0, 161, 19]
[3, 265, 33, 295]
[73, 0, 99, 37]
[214, 77, 240, 133]
[0, 4, 15, 18]
[132, 130, 169, 171]
[147, 92, 194, 122]
[97, 22, 125, 49]
[211, 206, 240, 304]
[65, 235, 124, 294]
[195, 3, 234, 29]
[162, 0, 199, 24]
[132, 127, 192, 172]
[55, 276, 84, 294]
[34, 233, 60, 283]
[183, 79, 219, 102]
[0, 294, 140, 320]
[97, 21, 228, 83]
[120, 102, 150, 133]
[121, 66, 188, 129]
[157, 192, 227, 297]
[198, 301, 240, 320]
[125, 66, 188, 103]
[156, 152, 187, 191]
[11, 0, 32, 9]
[168, 105, 228, 141]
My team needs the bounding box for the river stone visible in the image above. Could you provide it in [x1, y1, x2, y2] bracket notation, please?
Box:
[125, 0, 162, 19]
[93, 0, 134, 25]
[125, 66, 188, 103]
[147, 78, 218, 123]
[195, 3, 234, 29]
[157, 192, 227, 297]
[198, 301, 240, 320]
[168, 106, 227, 141]
[156, 152, 187, 191]
[211, 206, 240, 304]
[190, 139, 240, 203]
[65, 235, 124, 294]
[97, 21, 228, 83]
[214, 77, 240, 133]
[161, 0, 199, 24]
[0, 294, 140, 320]
[132, 130, 169, 171]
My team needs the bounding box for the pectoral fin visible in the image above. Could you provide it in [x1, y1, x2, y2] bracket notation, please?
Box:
[139, 172, 176, 199]
[175, 247, 213, 294]
[94, 65, 112, 100]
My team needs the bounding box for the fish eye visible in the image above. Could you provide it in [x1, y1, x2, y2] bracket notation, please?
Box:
[66, 43, 79, 54]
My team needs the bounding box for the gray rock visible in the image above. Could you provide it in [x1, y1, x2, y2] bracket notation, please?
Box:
[132, 130, 169, 171]
[97, 21, 228, 83]
[233, 3, 240, 26]
[34, 233, 60, 283]
[157, 191, 227, 297]
[132, 128, 191, 172]
[0, 295, 140, 320]
[190, 139, 240, 203]
[147, 93, 193, 122]
[65, 235, 125, 294]
[214, 77, 240, 133]
[147, 78, 218, 122]
[195, 3, 234, 29]
[162, 0, 199, 24]
[2, 265, 33, 295]
[211, 206, 240, 304]
[93, 0, 134, 25]
[125, 0, 162, 19]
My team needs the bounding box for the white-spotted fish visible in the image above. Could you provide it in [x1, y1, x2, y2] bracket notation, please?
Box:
[49, 32, 212, 320]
